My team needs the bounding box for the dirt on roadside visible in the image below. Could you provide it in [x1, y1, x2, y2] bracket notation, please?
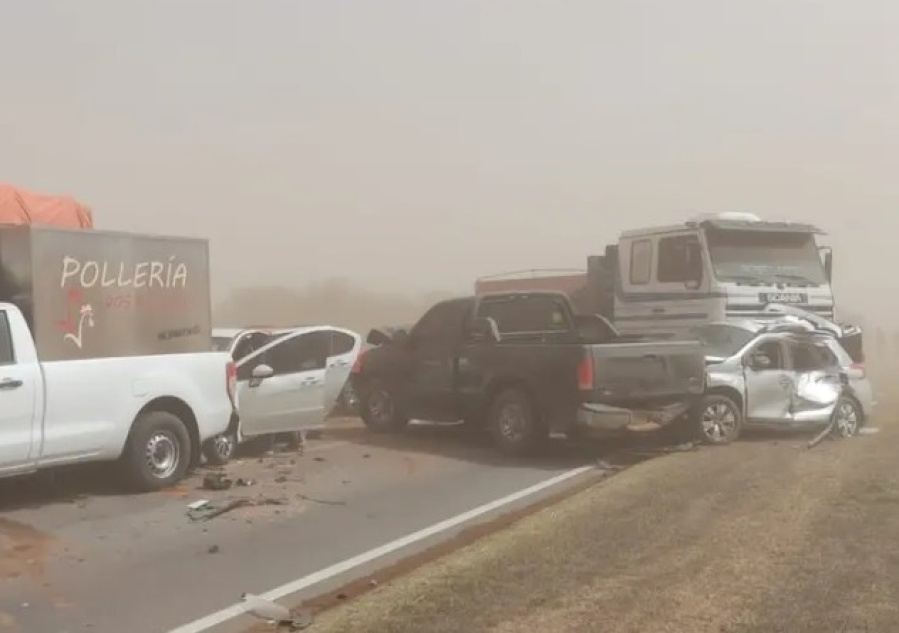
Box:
[299, 397, 899, 633]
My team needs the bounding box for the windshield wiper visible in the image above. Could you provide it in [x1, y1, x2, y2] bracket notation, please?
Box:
[771, 273, 819, 286]
[723, 274, 768, 286]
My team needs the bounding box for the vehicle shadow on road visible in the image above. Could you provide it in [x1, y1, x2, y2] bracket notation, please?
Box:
[0, 463, 130, 513]
[316, 418, 693, 472]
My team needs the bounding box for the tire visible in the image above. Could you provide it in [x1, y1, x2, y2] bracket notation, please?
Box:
[122, 410, 192, 492]
[358, 378, 410, 433]
[690, 393, 743, 445]
[202, 432, 237, 466]
[831, 396, 862, 438]
[487, 387, 547, 456]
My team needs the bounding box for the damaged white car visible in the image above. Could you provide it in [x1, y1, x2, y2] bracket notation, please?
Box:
[204, 326, 362, 464]
[684, 304, 872, 443]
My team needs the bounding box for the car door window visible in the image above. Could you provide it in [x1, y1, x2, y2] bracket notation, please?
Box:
[268, 331, 329, 375]
[790, 339, 838, 372]
[330, 331, 356, 356]
[232, 335, 255, 361]
[0, 312, 14, 365]
[751, 340, 784, 369]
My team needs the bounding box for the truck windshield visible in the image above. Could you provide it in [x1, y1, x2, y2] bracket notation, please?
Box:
[704, 229, 827, 285]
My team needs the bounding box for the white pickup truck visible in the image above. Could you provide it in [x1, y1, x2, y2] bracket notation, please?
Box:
[0, 224, 238, 491]
[0, 303, 237, 491]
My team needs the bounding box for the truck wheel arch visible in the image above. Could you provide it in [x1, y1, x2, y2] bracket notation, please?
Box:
[128, 397, 201, 468]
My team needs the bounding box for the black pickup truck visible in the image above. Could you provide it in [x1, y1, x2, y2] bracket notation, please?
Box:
[352, 291, 707, 455]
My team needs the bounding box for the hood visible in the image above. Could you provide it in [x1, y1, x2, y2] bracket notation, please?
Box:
[762, 303, 845, 336]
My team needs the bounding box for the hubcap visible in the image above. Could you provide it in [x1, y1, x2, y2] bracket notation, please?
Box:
[834, 401, 859, 437]
[145, 431, 180, 479]
[213, 434, 235, 460]
[701, 402, 737, 442]
[368, 390, 393, 423]
[497, 403, 528, 443]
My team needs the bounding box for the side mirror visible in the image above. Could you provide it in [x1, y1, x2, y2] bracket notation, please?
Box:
[747, 353, 772, 371]
[468, 317, 500, 343]
[248, 363, 274, 387]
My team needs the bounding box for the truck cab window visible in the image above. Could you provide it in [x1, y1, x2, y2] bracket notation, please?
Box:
[268, 331, 328, 374]
[629, 239, 652, 284]
[0, 311, 13, 365]
[477, 296, 571, 334]
[411, 299, 470, 347]
[657, 235, 702, 283]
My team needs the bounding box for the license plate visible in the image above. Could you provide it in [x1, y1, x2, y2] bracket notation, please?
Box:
[759, 292, 808, 304]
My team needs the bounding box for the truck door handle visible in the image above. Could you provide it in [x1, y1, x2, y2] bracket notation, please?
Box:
[0, 378, 23, 390]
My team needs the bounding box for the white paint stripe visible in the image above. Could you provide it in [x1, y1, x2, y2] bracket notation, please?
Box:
[169, 464, 594, 633]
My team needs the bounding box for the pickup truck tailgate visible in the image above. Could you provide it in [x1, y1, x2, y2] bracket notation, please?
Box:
[584, 340, 706, 402]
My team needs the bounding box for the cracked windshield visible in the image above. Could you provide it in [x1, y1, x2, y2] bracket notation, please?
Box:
[1, 2, 897, 633]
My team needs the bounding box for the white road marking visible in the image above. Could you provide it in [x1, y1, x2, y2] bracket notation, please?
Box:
[169, 464, 595, 633]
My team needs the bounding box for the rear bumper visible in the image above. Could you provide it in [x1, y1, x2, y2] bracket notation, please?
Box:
[576, 400, 693, 433]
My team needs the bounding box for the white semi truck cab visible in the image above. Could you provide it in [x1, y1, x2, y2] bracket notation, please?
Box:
[476, 212, 836, 339]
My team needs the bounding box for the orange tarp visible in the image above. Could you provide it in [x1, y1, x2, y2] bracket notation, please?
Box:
[0, 183, 93, 228]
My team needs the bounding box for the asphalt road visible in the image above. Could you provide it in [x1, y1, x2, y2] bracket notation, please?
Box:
[0, 420, 600, 633]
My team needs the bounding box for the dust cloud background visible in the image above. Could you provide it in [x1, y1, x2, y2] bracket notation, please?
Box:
[1, 1, 896, 340]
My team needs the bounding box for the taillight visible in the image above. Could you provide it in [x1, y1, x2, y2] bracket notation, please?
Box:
[577, 351, 593, 391]
[226, 361, 237, 405]
[351, 349, 367, 374]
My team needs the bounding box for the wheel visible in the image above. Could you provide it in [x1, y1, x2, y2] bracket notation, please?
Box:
[831, 396, 861, 438]
[358, 378, 410, 433]
[202, 432, 237, 466]
[487, 387, 547, 456]
[692, 393, 742, 445]
[122, 410, 192, 492]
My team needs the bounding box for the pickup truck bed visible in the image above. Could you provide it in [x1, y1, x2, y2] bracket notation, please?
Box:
[1, 302, 236, 490]
[353, 292, 706, 455]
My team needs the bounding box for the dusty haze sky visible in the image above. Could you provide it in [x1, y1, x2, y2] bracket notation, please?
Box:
[1, 1, 896, 321]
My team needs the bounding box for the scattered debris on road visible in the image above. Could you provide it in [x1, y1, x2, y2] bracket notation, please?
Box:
[297, 493, 346, 506]
[201, 472, 233, 491]
[240, 593, 315, 630]
[187, 497, 288, 522]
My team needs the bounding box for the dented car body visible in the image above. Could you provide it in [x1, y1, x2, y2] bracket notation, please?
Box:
[691, 305, 872, 440]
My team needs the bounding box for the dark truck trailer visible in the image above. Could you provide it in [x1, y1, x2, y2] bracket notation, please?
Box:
[0, 225, 212, 362]
[351, 291, 707, 456]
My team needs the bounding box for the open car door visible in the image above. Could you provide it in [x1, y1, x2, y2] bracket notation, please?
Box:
[322, 327, 363, 414]
[235, 328, 329, 437]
